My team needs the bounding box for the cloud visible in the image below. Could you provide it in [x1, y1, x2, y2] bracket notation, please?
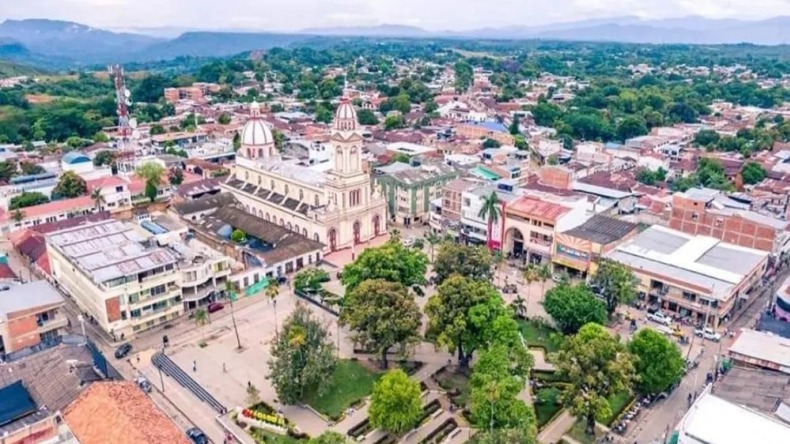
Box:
[2, 0, 789, 30]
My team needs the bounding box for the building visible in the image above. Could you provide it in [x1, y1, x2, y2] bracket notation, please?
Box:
[47, 220, 183, 339]
[605, 225, 769, 327]
[375, 162, 457, 226]
[61, 152, 94, 174]
[552, 215, 639, 278]
[456, 121, 514, 146]
[460, 181, 523, 248]
[431, 178, 479, 235]
[502, 193, 587, 265]
[0, 195, 97, 234]
[222, 101, 387, 252]
[729, 329, 790, 374]
[672, 385, 790, 444]
[669, 189, 790, 256]
[0, 281, 66, 356]
[64, 381, 191, 444]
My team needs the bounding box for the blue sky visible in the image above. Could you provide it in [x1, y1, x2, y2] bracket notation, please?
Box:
[2, 0, 788, 31]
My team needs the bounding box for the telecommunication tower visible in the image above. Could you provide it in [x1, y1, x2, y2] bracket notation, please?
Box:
[108, 64, 138, 150]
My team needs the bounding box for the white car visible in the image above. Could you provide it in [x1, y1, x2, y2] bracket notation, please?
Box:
[647, 312, 673, 326]
[694, 327, 721, 342]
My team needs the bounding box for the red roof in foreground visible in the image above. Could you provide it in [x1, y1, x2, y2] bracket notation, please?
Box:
[506, 196, 571, 222]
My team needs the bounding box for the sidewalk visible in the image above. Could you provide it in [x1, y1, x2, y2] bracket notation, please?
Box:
[537, 410, 574, 444]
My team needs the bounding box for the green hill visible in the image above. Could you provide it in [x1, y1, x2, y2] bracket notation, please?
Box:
[0, 61, 44, 77]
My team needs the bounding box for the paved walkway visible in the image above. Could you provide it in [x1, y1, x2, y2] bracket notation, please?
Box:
[537, 410, 575, 444]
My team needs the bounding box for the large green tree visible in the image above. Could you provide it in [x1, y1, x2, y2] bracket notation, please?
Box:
[741, 162, 766, 185]
[136, 163, 165, 202]
[553, 323, 636, 436]
[478, 192, 502, 249]
[52, 171, 87, 199]
[433, 243, 493, 285]
[340, 279, 421, 369]
[590, 259, 638, 315]
[543, 284, 607, 335]
[369, 369, 422, 435]
[268, 305, 337, 404]
[9, 191, 49, 210]
[340, 238, 427, 292]
[425, 276, 515, 367]
[628, 328, 685, 395]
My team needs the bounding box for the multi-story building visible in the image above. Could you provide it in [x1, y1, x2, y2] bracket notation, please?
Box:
[0, 195, 97, 234]
[0, 281, 66, 356]
[47, 219, 183, 339]
[375, 162, 457, 227]
[605, 225, 769, 327]
[669, 189, 790, 257]
[456, 121, 514, 146]
[430, 178, 479, 235]
[502, 193, 587, 265]
[552, 214, 639, 278]
[460, 181, 522, 248]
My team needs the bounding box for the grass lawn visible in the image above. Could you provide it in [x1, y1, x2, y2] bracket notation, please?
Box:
[518, 319, 563, 353]
[603, 391, 633, 425]
[303, 359, 381, 419]
[534, 387, 563, 428]
[566, 419, 599, 444]
[250, 429, 305, 444]
[435, 369, 471, 407]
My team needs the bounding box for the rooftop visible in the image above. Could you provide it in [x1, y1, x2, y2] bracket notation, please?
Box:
[64, 381, 191, 444]
[562, 215, 638, 245]
[506, 195, 571, 222]
[377, 162, 456, 185]
[0, 280, 64, 320]
[46, 220, 178, 286]
[172, 192, 238, 217]
[729, 329, 790, 370]
[605, 225, 768, 299]
[715, 366, 790, 415]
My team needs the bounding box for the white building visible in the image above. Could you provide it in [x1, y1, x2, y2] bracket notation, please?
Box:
[222, 101, 387, 252]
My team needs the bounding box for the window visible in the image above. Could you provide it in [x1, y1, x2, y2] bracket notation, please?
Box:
[299, 189, 304, 200]
[130, 309, 141, 318]
[150, 284, 166, 297]
[692, 212, 699, 221]
[257, 176, 261, 185]
[314, 195, 320, 206]
[115, 186, 123, 192]
[285, 184, 289, 195]
[245, 171, 249, 181]
[270, 179, 275, 190]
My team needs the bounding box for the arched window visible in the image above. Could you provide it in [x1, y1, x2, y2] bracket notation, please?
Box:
[279, 218, 284, 226]
[302, 228, 308, 237]
[314, 233, 320, 242]
[287, 222, 292, 231]
[265, 213, 270, 221]
[294, 224, 300, 233]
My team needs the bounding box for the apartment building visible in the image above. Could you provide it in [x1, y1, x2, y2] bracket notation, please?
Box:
[375, 162, 457, 226]
[669, 189, 790, 256]
[460, 181, 522, 248]
[0, 281, 66, 356]
[605, 225, 768, 328]
[47, 220, 183, 339]
[430, 178, 479, 235]
[0, 195, 97, 234]
[503, 193, 587, 265]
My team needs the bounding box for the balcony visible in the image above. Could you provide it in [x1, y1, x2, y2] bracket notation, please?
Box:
[37, 315, 69, 332]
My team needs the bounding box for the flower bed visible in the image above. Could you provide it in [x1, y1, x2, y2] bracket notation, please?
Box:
[420, 418, 458, 444]
[416, 400, 442, 426]
[347, 418, 372, 440]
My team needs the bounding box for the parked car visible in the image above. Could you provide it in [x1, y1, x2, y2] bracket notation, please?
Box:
[694, 327, 721, 342]
[276, 275, 288, 285]
[647, 311, 673, 326]
[114, 343, 133, 359]
[207, 302, 224, 313]
[136, 377, 152, 393]
[186, 428, 208, 444]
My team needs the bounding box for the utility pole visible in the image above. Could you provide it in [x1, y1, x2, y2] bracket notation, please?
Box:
[229, 293, 242, 350]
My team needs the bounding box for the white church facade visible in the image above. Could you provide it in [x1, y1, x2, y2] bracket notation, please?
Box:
[221, 101, 387, 252]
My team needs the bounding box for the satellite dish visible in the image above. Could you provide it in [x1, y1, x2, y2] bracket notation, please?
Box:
[129, 118, 138, 129]
[125, 99, 132, 106]
[124, 88, 131, 98]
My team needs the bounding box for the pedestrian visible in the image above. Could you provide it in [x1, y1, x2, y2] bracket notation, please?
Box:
[687, 392, 693, 407]
[222, 362, 227, 372]
[193, 360, 197, 372]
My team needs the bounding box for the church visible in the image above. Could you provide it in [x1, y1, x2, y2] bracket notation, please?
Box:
[221, 100, 387, 252]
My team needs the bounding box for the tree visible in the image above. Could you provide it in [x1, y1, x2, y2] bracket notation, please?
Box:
[268, 304, 337, 404]
[231, 229, 246, 243]
[369, 369, 422, 435]
[308, 431, 349, 444]
[543, 284, 607, 335]
[590, 259, 638, 315]
[531, 102, 563, 127]
[741, 161, 766, 185]
[149, 124, 166, 136]
[52, 171, 87, 199]
[357, 108, 379, 125]
[482, 138, 501, 149]
[341, 279, 421, 369]
[425, 276, 512, 368]
[694, 129, 720, 147]
[266, 281, 280, 335]
[0, 160, 18, 182]
[433, 243, 493, 285]
[341, 238, 428, 292]
[9, 191, 49, 210]
[554, 323, 636, 436]
[477, 191, 502, 249]
[137, 163, 165, 202]
[470, 429, 537, 444]
[233, 132, 241, 151]
[508, 115, 520, 135]
[169, 168, 184, 186]
[424, 231, 441, 263]
[384, 114, 405, 130]
[218, 112, 232, 125]
[454, 61, 473, 93]
[615, 115, 648, 142]
[90, 188, 105, 211]
[537, 264, 552, 299]
[628, 328, 685, 395]
[469, 344, 536, 437]
[194, 309, 208, 326]
[522, 264, 539, 314]
[11, 209, 25, 224]
[19, 161, 44, 176]
[93, 150, 116, 166]
[294, 267, 330, 293]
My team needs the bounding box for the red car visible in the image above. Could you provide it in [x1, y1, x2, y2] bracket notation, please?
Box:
[207, 302, 224, 313]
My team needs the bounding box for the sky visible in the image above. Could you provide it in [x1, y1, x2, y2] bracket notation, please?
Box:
[2, 0, 789, 32]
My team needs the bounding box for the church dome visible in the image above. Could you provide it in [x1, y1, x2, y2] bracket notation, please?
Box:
[241, 102, 274, 146]
[333, 99, 358, 132]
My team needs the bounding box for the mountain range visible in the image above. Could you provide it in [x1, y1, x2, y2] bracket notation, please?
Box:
[0, 16, 788, 70]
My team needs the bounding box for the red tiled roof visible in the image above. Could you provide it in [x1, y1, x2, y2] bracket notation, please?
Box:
[507, 196, 571, 221]
[86, 176, 126, 192]
[0, 263, 16, 279]
[64, 381, 191, 444]
[0, 196, 94, 222]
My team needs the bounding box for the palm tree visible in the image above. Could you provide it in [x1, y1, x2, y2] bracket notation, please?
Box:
[389, 228, 401, 242]
[194, 308, 208, 327]
[225, 280, 242, 349]
[538, 264, 552, 298]
[11, 209, 25, 225]
[510, 294, 527, 318]
[90, 188, 106, 212]
[523, 264, 539, 318]
[424, 232, 441, 262]
[477, 191, 502, 250]
[492, 250, 505, 286]
[266, 280, 280, 335]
